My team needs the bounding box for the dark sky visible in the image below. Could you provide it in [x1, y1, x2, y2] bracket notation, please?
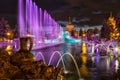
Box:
[0, 0, 119, 13]
[0, 0, 120, 26]
[0, 0, 67, 14]
[0, 0, 17, 14]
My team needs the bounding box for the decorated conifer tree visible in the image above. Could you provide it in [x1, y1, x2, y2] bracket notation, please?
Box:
[101, 20, 111, 40]
[107, 12, 120, 40]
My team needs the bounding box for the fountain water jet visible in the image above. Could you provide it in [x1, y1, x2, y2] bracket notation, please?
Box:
[83, 41, 117, 56]
[35, 52, 46, 64]
[18, 0, 25, 37]
[48, 51, 65, 69]
[91, 43, 95, 54]
[18, 0, 64, 49]
[34, 51, 81, 79]
[56, 52, 81, 79]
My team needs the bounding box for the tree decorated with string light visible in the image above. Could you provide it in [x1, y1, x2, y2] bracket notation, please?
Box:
[107, 12, 120, 40]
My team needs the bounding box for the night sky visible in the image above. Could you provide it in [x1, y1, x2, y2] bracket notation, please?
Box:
[0, 0, 17, 14]
[0, 0, 120, 27]
[0, 0, 69, 14]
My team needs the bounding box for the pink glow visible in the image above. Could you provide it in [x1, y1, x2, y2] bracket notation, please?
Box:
[18, 0, 64, 46]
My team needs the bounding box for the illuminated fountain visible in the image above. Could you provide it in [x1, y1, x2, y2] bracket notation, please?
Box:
[83, 41, 117, 56]
[63, 31, 82, 44]
[94, 42, 116, 56]
[35, 52, 46, 64]
[32, 41, 120, 79]
[34, 51, 82, 79]
[18, 0, 64, 49]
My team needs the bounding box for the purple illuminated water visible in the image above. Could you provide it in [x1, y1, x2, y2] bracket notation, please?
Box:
[18, 0, 26, 37]
[32, 43, 120, 80]
[18, 0, 64, 47]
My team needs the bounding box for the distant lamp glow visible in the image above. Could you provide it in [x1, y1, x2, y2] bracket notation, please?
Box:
[38, 41, 41, 43]
[117, 33, 119, 36]
[45, 40, 51, 43]
[7, 32, 11, 36]
[83, 34, 86, 37]
[96, 34, 99, 36]
[115, 47, 119, 52]
[63, 70, 69, 74]
[52, 39, 58, 43]
[7, 32, 11, 40]
[82, 43, 87, 54]
[5, 45, 12, 55]
[26, 34, 31, 37]
[33, 43, 36, 47]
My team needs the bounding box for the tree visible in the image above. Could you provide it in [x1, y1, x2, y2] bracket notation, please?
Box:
[107, 12, 120, 40]
[94, 28, 100, 34]
[79, 29, 83, 36]
[0, 17, 11, 41]
[101, 12, 120, 40]
[87, 29, 94, 40]
[101, 20, 111, 40]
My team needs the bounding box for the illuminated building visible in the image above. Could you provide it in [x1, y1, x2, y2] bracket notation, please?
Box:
[107, 12, 120, 40]
[66, 17, 74, 34]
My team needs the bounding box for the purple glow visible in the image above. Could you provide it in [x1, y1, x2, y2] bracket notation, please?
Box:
[29, 0, 33, 35]
[43, 10, 49, 38]
[18, 0, 64, 46]
[39, 8, 43, 42]
[18, 0, 26, 37]
[26, 0, 29, 33]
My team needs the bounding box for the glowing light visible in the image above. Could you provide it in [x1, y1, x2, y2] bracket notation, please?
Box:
[80, 55, 88, 77]
[6, 45, 12, 51]
[63, 70, 69, 74]
[38, 41, 41, 43]
[5, 45, 12, 55]
[82, 43, 87, 54]
[6, 32, 11, 36]
[115, 60, 119, 72]
[81, 55, 87, 64]
[80, 65, 89, 77]
[91, 43, 95, 54]
[18, 0, 64, 47]
[33, 43, 36, 46]
[108, 12, 120, 40]
[26, 34, 31, 37]
[96, 34, 99, 36]
[83, 34, 86, 37]
[45, 40, 51, 43]
[8, 52, 12, 55]
[64, 31, 82, 43]
[52, 39, 58, 43]
[115, 47, 119, 51]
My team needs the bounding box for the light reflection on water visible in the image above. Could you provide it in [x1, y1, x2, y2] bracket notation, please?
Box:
[32, 43, 120, 80]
